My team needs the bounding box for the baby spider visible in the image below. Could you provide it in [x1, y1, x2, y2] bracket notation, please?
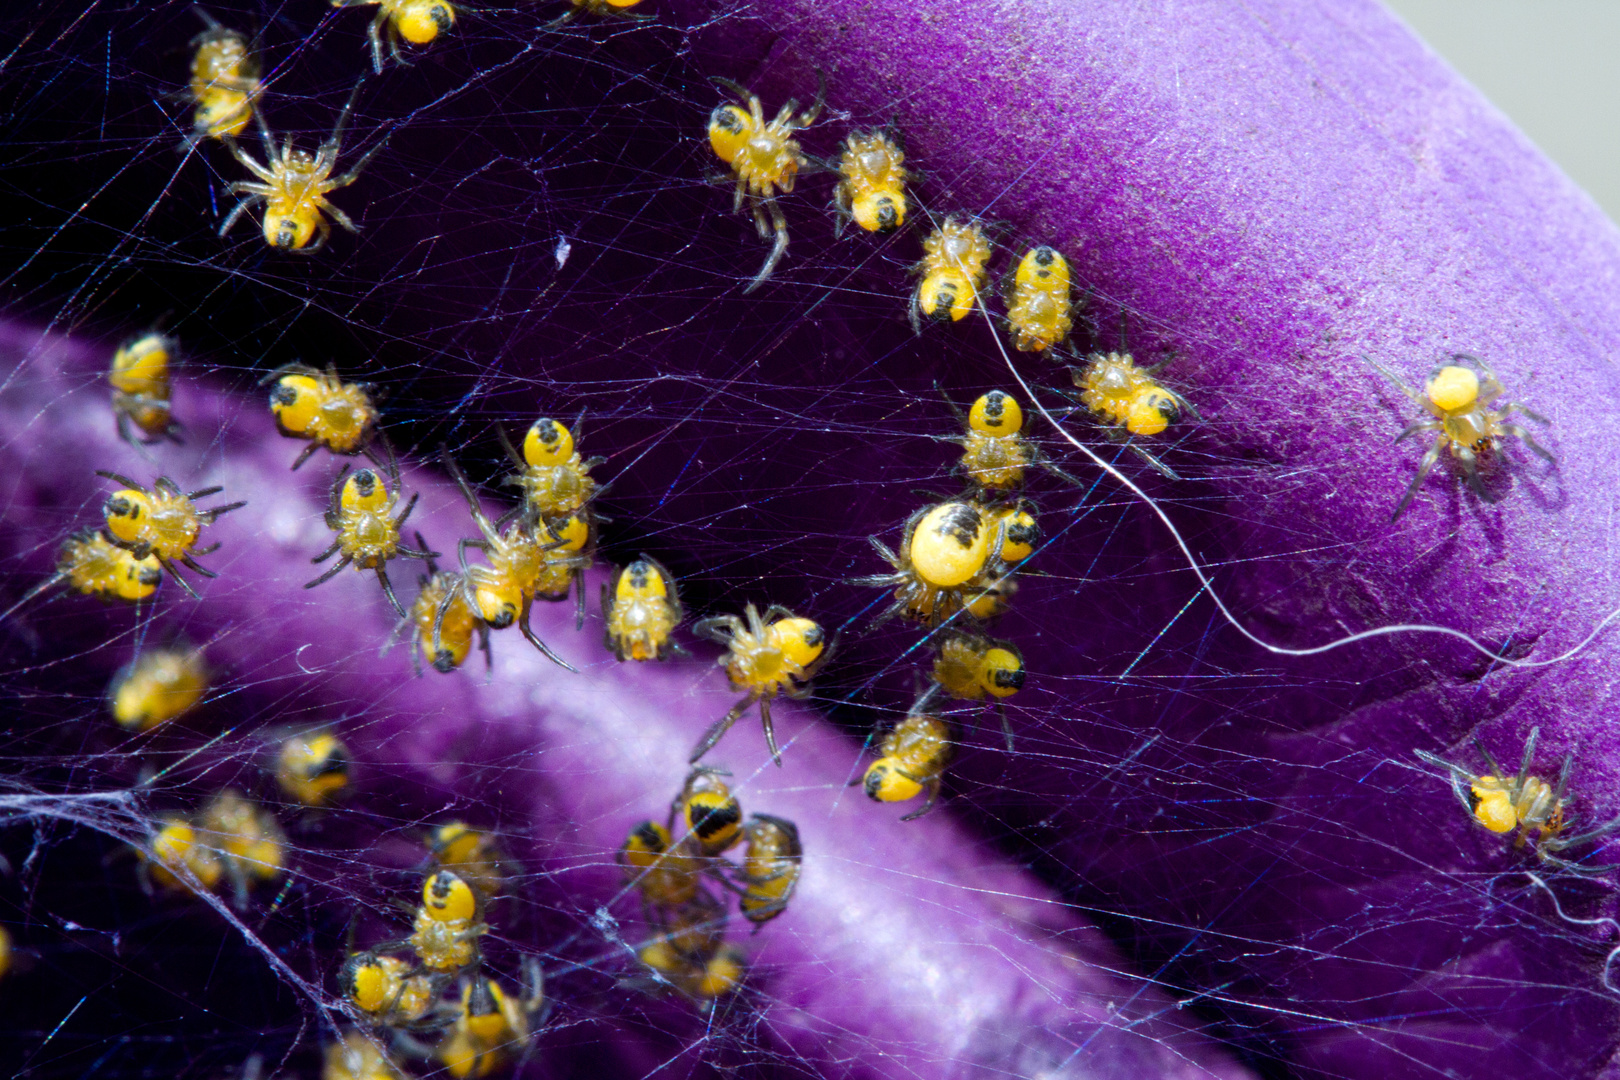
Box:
[621, 819, 703, 910]
[98, 471, 246, 599]
[427, 821, 515, 903]
[109, 332, 183, 446]
[108, 643, 209, 732]
[332, 0, 455, 73]
[441, 451, 576, 672]
[532, 511, 595, 630]
[862, 706, 954, 821]
[0, 529, 162, 622]
[141, 815, 224, 897]
[1005, 245, 1074, 353]
[942, 388, 1080, 494]
[833, 130, 908, 235]
[602, 555, 684, 661]
[325, 1031, 408, 1080]
[707, 77, 823, 292]
[636, 891, 745, 1001]
[1064, 351, 1197, 480]
[262, 362, 381, 470]
[186, 10, 261, 144]
[851, 499, 1007, 629]
[554, 0, 650, 24]
[436, 962, 545, 1080]
[1365, 353, 1555, 520]
[196, 789, 288, 908]
[221, 81, 383, 252]
[408, 547, 491, 675]
[338, 950, 439, 1028]
[690, 604, 827, 766]
[668, 766, 746, 857]
[917, 630, 1024, 752]
[406, 869, 489, 974]
[498, 414, 603, 526]
[1416, 726, 1620, 875]
[986, 500, 1038, 566]
[307, 464, 438, 619]
[733, 813, 802, 927]
[911, 216, 992, 330]
[276, 731, 352, 808]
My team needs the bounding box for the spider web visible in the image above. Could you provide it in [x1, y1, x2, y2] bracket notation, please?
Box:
[0, 2, 1616, 1079]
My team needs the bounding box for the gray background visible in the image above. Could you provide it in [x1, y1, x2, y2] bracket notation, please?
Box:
[1384, 1, 1620, 220]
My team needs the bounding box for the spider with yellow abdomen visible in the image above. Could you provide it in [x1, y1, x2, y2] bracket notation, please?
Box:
[307, 464, 438, 619]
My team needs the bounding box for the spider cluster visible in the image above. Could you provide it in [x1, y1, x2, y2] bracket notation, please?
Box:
[140, 790, 287, 910]
[848, 389, 1055, 814]
[340, 834, 543, 1077]
[619, 768, 802, 1000]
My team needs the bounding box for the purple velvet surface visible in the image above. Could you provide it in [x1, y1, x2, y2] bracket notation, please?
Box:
[0, 325, 1255, 1080]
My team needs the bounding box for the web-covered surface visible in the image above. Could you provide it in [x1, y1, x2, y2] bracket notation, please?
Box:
[1, 2, 1619, 1079]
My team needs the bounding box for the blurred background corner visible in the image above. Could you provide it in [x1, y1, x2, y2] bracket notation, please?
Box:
[1383, 0, 1620, 222]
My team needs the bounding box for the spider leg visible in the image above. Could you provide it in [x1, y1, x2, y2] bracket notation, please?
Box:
[710, 76, 752, 104]
[732, 178, 747, 216]
[197, 500, 246, 522]
[225, 137, 278, 184]
[495, 423, 527, 469]
[1164, 386, 1202, 423]
[1392, 419, 1440, 445]
[1550, 811, 1620, 852]
[301, 220, 332, 256]
[518, 604, 578, 672]
[175, 552, 218, 578]
[997, 701, 1015, 753]
[1127, 441, 1181, 481]
[759, 695, 782, 767]
[1502, 400, 1551, 424]
[375, 566, 408, 620]
[324, 202, 362, 236]
[797, 70, 827, 127]
[572, 568, 586, 631]
[1501, 422, 1556, 462]
[1391, 435, 1445, 521]
[310, 539, 343, 565]
[158, 556, 202, 599]
[290, 441, 322, 471]
[1362, 353, 1425, 406]
[96, 469, 146, 490]
[908, 284, 924, 335]
[392, 492, 420, 531]
[689, 615, 743, 645]
[689, 696, 753, 764]
[430, 586, 458, 670]
[900, 777, 943, 822]
[1455, 445, 1494, 502]
[366, 12, 386, 73]
[305, 555, 354, 588]
[329, 134, 388, 192]
[1515, 727, 1539, 798]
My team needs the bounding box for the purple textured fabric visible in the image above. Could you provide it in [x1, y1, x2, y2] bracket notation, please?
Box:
[0, 325, 1255, 1080]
